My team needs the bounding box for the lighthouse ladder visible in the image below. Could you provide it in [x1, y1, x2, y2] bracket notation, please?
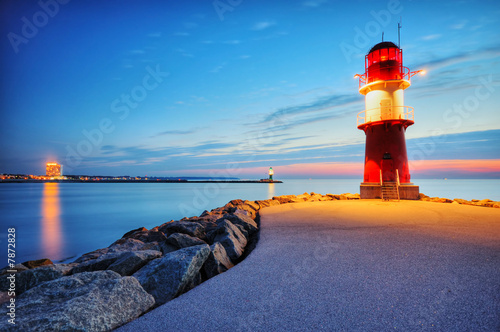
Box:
[380, 170, 400, 201]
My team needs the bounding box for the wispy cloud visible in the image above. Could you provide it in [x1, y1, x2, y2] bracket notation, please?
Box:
[173, 32, 190, 37]
[151, 129, 197, 138]
[251, 21, 276, 31]
[421, 34, 442, 41]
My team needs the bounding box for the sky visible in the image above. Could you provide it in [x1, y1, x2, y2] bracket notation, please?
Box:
[1, 0, 499, 179]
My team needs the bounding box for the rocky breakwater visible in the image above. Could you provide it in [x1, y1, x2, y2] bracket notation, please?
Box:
[419, 193, 500, 208]
[0, 192, 360, 331]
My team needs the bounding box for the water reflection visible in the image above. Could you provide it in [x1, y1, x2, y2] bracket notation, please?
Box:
[267, 183, 275, 199]
[41, 183, 62, 260]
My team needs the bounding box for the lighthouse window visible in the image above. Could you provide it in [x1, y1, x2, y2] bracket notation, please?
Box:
[383, 153, 392, 160]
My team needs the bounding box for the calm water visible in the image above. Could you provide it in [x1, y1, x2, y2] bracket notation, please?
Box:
[1, 179, 499, 264]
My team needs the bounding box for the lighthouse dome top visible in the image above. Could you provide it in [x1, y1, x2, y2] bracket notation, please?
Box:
[368, 41, 399, 54]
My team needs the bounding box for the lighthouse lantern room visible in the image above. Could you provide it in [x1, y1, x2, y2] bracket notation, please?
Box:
[355, 41, 424, 200]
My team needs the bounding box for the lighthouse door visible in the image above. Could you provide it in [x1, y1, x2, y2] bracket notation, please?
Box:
[381, 153, 395, 182]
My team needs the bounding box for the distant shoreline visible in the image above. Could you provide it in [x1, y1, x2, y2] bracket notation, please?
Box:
[0, 179, 283, 184]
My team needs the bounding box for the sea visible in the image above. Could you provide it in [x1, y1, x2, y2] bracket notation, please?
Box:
[1, 179, 499, 265]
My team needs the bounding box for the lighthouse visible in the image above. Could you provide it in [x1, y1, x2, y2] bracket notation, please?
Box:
[268, 167, 274, 181]
[355, 41, 424, 200]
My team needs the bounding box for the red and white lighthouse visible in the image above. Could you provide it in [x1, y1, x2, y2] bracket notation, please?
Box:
[355, 41, 424, 200]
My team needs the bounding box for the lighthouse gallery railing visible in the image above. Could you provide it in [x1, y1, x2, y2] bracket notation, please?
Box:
[357, 106, 414, 127]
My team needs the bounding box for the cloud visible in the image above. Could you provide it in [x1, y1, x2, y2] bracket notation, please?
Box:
[130, 50, 145, 54]
[223, 40, 241, 45]
[150, 129, 197, 138]
[450, 20, 467, 30]
[261, 93, 360, 124]
[173, 32, 190, 37]
[421, 34, 442, 41]
[302, 0, 328, 7]
[251, 21, 276, 31]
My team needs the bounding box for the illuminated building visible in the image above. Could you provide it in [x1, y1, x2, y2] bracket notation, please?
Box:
[354, 40, 424, 200]
[269, 167, 274, 181]
[46, 162, 63, 177]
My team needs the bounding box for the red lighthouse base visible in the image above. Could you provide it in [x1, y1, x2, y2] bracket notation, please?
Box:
[359, 120, 419, 200]
[360, 183, 419, 200]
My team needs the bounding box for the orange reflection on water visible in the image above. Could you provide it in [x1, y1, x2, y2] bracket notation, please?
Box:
[41, 183, 62, 260]
[268, 183, 275, 199]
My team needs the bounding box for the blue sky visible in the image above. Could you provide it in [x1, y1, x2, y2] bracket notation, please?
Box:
[1, 0, 499, 178]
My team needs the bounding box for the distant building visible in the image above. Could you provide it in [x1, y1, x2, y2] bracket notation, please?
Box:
[46, 162, 62, 177]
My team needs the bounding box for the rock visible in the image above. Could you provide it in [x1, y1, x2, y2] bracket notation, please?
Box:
[255, 200, 273, 209]
[166, 233, 207, 249]
[22, 258, 53, 269]
[272, 195, 295, 204]
[0, 271, 154, 331]
[340, 193, 360, 200]
[157, 241, 178, 255]
[234, 201, 260, 219]
[419, 193, 430, 200]
[71, 252, 124, 274]
[0, 292, 8, 305]
[203, 243, 234, 279]
[453, 198, 470, 205]
[109, 238, 160, 252]
[212, 220, 248, 263]
[158, 220, 207, 240]
[217, 212, 258, 236]
[121, 227, 148, 238]
[107, 250, 162, 276]
[74, 239, 160, 264]
[0, 263, 28, 275]
[125, 230, 167, 243]
[133, 244, 210, 305]
[430, 197, 452, 203]
[0, 265, 66, 295]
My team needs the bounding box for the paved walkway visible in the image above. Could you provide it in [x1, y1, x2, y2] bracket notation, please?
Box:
[117, 200, 500, 331]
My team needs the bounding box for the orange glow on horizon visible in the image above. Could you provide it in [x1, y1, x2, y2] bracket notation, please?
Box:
[41, 183, 62, 260]
[158, 159, 500, 178]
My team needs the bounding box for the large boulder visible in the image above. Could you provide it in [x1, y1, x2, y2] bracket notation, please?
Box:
[218, 212, 258, 236]
[74, 238, 159, 264]
[212, 220, 247, 263]
[107, 250, 162, 276]
[158, 220, 207, 240]
[123, 230, 167, 243]
[166, 233, 206, 249]
[71, 252, 125, 274]
[0, 265, 64, 295]
[203, 242, 234, 279]
[22, 258, 53, 269]
[133, 244, 210, 305]
[0, 271, 155, 332]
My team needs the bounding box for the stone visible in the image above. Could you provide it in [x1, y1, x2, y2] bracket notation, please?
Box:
[107, 250, 162, 276]
[0, 271, 154, 332]
[212, 220, 248, 263]
[133, 244, 210, 305]
[0, 265, 64, 295]
[158, 220, 207, 240]
[71, 252, 124, 274]
[203, 242, 234, 279]
[22, 258, 53, 269]
[217, 212, 258, 236]
[109, 238, 160, 252]
[272, 195, 296, 204]
[0, 263, 28, 275]
[126, 230, 167, 243]
[166, 233, 207, 249]
[122, 227, 148, 238]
